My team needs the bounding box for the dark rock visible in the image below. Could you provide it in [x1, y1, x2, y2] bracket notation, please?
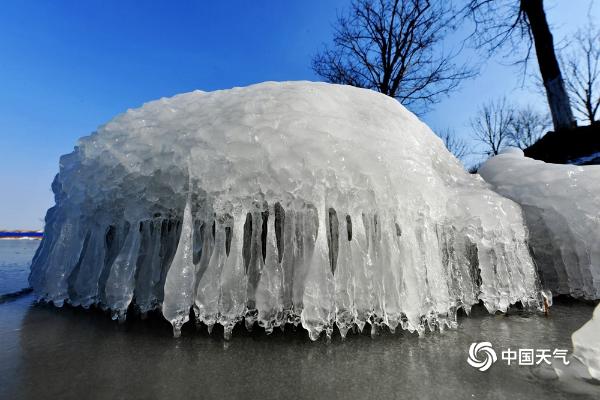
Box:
[525, 123, 600, 165]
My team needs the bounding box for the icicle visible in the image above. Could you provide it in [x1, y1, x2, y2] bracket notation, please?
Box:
[194, 214, 228, 332]
[334, 210, 356, 339]
[28, 206, 59, 294]
[301, 207, 335, 341]
[379, 215, 403, 332]
[39, 214, 86, 307]
[70, 225, 108, 308]
[244, 206, 266, 329]
[104, 221, 143, 322]
[351, 212, 370, 333]
[256, 206, 284, 334]
[218, 211, 246, 340]
[133, 218, 164, 313]
[162, 194, 195, 337]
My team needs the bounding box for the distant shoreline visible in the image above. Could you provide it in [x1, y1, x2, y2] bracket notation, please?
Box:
[0, 231, 43, 239]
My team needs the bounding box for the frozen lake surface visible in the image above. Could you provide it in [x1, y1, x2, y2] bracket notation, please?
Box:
[0, 240, 38, 297]
[1, 239, 598, 400]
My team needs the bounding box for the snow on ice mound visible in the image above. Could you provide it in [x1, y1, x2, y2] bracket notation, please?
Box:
[30, 82, 543, 340]
[479, 149, 600, 300]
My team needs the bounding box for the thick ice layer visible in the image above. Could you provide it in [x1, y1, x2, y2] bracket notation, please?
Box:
[479, 149, 600, 300]
[572, 304, 600, 381]
[30, 82, 543, 340]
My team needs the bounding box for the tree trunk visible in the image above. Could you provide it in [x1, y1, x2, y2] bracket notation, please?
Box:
[521, 0, 576, 131]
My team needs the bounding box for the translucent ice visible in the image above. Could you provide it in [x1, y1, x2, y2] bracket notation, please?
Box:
[30, 82, 543, 339]
[479, 149, 600, 300]
[572, 303, 600, 381]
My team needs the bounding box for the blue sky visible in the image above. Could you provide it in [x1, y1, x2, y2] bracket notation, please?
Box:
[0, 0, 597, 229]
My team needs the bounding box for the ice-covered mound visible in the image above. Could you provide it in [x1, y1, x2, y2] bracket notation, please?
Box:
[30, 82, 543, 340]
[572, 303, 600, 381]
[479, 149, 600, 300]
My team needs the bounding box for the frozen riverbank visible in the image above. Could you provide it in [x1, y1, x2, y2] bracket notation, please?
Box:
[0, 240, 38, 298]
[1, 241, 599, 399]
[1, 293, 598, 400]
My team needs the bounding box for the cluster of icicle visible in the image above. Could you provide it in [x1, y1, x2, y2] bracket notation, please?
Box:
[29, 82, 546, 340]
[30, 192, 545, 340]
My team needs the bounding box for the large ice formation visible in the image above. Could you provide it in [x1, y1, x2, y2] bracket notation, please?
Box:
[30, 82, 543, 340]
[479, 149, 600, 300]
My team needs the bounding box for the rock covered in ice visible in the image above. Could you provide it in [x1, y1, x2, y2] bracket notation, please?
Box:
[479, 149, 600, 300]
[572, 303, 600, 381]
[30, 82, 543, 340]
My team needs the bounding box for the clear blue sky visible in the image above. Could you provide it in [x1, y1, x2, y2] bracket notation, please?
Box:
[0, 0, 597, 229]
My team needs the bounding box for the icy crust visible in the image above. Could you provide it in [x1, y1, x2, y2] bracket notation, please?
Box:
[479, 149, 600, 300]
[30, 82, 543, 340]
[572, 304, 600, 381]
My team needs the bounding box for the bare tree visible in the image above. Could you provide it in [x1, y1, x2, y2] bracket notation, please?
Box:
[463, 0, 576, 131]
[470, 98, 514, 156]
[436, 128, 471, 161]
[312, 0, 474, 111]
[509, 105, 549, 149]
[561, 23, 600, 124]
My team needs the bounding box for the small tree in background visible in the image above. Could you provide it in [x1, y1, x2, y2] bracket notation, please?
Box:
[312, 0, 474, 112]
[509, 105, 549, 149]
[561, 22, 600, 124]
[436, 128, 471, 161]
[470, 98, 514, 156]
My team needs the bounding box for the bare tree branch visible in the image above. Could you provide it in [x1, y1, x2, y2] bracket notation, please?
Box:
[509, 105, 550, 149]
[436, 128, 472, 161]
[312, 0, 475, 112]
[462, 0, 576, 131]
[561, 21, 600, 124]
[461, 0, 530, 59]
[470, 97, 514, 156]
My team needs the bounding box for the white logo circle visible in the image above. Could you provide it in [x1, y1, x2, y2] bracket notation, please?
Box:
[467, 342, 497, 372]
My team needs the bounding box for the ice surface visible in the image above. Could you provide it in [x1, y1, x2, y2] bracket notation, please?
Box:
[479, 149, 600, 300]
[30, 82, 543, 339]
[572, 304, 600, 380]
